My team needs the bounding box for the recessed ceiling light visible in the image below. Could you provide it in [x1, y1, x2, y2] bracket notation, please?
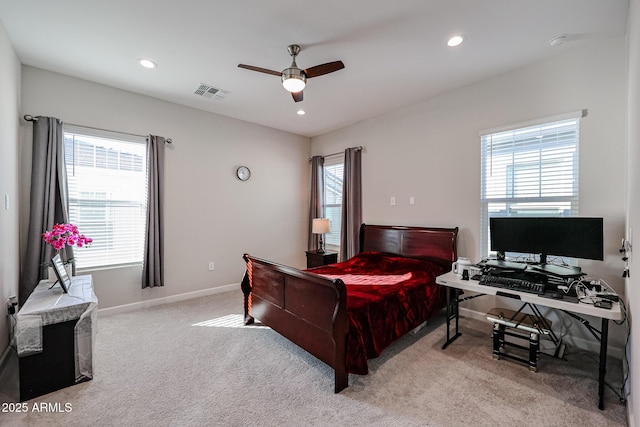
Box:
[138, 58, 157, 69]
[297, 109, 306, 115]
[447, 35, 465, 47]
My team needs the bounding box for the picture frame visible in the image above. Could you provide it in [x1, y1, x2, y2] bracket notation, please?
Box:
[51, 253, 71, 293]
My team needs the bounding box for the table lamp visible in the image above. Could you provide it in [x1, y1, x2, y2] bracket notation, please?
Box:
[312, 218, 331, 253]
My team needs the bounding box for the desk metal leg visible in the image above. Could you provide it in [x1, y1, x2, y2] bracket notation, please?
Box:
[598, 318, 609, 410]
[442, 287, 462, 349]
[562, 309, 611, 410]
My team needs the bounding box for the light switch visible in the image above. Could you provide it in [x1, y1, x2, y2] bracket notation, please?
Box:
[4, 194, 8, 210]
[409, 196, 415, 205]
[390, 197, 396, 206]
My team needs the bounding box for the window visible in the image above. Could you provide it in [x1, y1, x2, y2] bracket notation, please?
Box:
[480, 113, 581, 259]
[323, 154, 344, 251]
[63, 125, 148, 268]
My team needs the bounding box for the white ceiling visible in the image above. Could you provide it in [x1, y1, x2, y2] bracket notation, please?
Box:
[0, 0, 630, 137]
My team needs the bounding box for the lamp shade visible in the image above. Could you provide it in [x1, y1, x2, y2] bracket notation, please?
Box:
[312, 218, 330, 234]
[282, 68, 306, 92]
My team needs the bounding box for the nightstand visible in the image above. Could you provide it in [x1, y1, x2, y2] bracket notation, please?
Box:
[305, 250, 338, 268]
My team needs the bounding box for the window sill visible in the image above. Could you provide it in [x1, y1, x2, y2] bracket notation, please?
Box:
[77, 263, 142, 274]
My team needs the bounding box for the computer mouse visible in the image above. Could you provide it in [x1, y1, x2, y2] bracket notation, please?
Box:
[551, 293, 564, 299]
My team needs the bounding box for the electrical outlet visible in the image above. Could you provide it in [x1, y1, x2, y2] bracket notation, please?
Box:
[208, 261, 215, 271]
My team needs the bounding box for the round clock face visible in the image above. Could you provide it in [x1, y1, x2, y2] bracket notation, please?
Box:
[236, 166, 251, 181]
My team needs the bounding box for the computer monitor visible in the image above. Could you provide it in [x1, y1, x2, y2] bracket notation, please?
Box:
[489, 217, 604, 265]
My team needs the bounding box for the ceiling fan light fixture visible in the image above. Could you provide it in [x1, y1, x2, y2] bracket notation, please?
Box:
[282, 68, 306, 92]
[239, 44, 342, 102]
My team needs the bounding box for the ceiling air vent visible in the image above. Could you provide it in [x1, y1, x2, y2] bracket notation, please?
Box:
[194, 84, 229, 100]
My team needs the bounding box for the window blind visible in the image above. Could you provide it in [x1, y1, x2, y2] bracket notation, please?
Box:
[63, 125, 148, 269]
[323, 154, 344, 250]
[480, 116, 580, 258]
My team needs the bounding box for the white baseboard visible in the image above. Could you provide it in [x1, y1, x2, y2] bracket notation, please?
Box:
[459, 307, 625, 360]
[97, 283, 239, 317]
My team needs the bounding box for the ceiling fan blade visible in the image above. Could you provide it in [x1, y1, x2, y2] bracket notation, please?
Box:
[238, 64, 282, 77]
[292, 91, 303, 102]
[304, 61, 345, 78]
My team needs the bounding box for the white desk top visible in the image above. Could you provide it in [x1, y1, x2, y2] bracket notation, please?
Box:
[436, 271, 623, 321]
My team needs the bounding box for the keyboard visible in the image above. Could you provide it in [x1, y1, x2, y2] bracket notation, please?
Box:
[478, 274, 545, 295]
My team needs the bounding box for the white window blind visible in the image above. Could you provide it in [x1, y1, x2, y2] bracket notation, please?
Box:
[63, 125, 148, 269]
[480, 115, 581, 258]
[323, 154, 344, 250]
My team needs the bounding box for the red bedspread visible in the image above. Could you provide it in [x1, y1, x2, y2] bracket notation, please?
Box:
[308, 252, 447, 375]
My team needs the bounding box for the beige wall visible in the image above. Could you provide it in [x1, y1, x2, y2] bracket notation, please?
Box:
[19, 66, 311, 309]
[626, 0, 639, 424]
[0, 21, 21, 359]
[312, 37, 628, 352]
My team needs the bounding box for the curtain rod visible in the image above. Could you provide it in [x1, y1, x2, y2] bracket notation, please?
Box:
[309, 145, 363, 161]
[23, 115, 173, 144]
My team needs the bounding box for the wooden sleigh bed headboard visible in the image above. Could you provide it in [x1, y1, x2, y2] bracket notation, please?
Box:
[359, 224, 458, 270]
[241, 224, 458, 392]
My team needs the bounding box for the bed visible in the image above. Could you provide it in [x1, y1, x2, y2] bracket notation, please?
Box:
[241, 224, 458, 392]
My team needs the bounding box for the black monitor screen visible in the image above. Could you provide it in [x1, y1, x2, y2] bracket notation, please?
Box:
[489, 217, 604, 261]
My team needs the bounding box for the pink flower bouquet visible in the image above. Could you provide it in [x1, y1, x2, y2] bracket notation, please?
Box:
[42, 223, 92, 251]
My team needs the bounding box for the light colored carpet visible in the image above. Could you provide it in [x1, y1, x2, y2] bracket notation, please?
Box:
[0, 290, 628, 426]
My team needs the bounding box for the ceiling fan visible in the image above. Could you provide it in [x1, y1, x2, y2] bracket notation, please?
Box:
[238, 44, 345, 102]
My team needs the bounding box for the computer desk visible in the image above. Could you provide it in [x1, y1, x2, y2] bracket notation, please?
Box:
[435, 271, 623, 410]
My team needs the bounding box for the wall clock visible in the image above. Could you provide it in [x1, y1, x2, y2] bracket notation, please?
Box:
[236, 166, 251, 181]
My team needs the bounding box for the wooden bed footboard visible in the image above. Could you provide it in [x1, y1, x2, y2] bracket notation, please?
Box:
[241, 254, 350, 392]
[241, 224, 458, 393]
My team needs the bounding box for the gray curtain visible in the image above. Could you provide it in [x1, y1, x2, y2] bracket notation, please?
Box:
[308, 156, 325, 251]
[21, 116, 72, 305]
[142, 135, 166, 288]
[340, 147, 362, 261]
